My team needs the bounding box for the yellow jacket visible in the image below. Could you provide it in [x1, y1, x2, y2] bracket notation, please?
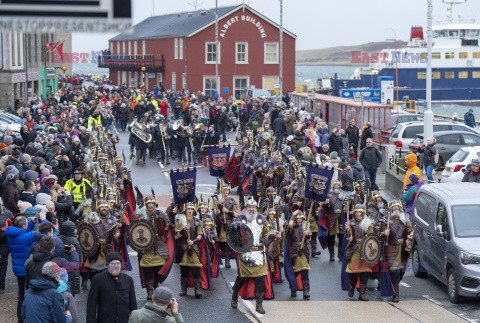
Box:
[404, 153, 423, 189]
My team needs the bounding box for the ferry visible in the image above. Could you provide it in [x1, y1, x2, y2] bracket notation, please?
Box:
[329, 0, 480, 103]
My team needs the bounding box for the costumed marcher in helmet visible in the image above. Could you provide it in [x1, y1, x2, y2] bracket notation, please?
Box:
[307, 199, 322, 257]
[367, 191, 388, 230]
[323, 181, 345, 261]
[175, 202, 209, 298]
[284, 210, 311, 300]
[202, 215, 220, 278]
[231, 198, 275, 314]
[81, 200, 121, 288]
[265, 208, 285, 283]
[135, 194, 175, 300]
[379, 200, 413, 303]
[214, 184, 238, 268]
[344, 204, 374, 301]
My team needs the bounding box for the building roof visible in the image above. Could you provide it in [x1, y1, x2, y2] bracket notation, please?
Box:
[291, 92, 392, 109]
[110, 4, 296, 41]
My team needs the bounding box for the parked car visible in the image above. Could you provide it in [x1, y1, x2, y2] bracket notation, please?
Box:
[0, 112, 22, 123]
[389, 120, 480, 150]
[409, 131, 480, 170]
[391, 111, 424, 127]
[411, 183, 480, 303]
[441, 147, 480, 183]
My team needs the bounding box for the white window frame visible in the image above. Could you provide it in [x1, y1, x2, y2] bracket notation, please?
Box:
[233, 76, 250, 98]
[134, 41, 137, 55]
[117, 41, 120, 55]
[264, 42, 279, 64]
[122, 71, 127, 85]
[110, 42, 113, 53]
[157, 73, 163, 84]
[203, 76, 220, 98]
[205, 42, 220, 64]
[179, 38, 184, 60]
[10, 32, 23, 69]
[142, 40, 146, 55]
[174, 38, 178, 60]
[117, 71, 120, 85]
[235, 42, 248, 64]
[172, 72, 176, 91]
[128, 41, 131, 55]
[122, 41, 126, 55]
[182, 73, 187, 90]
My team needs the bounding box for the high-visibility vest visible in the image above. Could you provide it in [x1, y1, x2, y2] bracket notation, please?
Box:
[64, 178, 91, 204]
[87, 115, 101, 129]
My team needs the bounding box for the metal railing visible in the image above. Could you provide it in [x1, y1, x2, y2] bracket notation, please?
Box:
[98, 54, 165, 72]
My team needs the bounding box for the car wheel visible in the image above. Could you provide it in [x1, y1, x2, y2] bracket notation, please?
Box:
[412, 245, 428, 278]
[435, 156, 444, 172]
[447, 268, 465, 304]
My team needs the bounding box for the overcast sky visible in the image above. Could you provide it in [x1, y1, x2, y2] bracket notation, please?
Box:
[73, 0, 480, 53]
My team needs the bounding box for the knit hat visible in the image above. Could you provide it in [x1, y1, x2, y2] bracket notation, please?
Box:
[153, 286, 173, 302]
[409, 170, 421, 184]
[106, 252, 122, 264]
[349, 158, 357, 166]
[42, 261, 61, 280]
[3, 135, 12, 145]
[23, 154, 31, 164]
[338, 159, 348, 170]
[36, 193, 52, 205]
[329, 151, 338, 159]
[471, 159, 480, 167]
[43, 175, 57, 189]
[23, 170, 39, 182]
[25, 207, 40, 219]
[18, 201, 32, 215]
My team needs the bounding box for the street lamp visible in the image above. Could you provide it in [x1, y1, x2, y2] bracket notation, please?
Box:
[62, 66, 67, 74]
[279, 0, 283, 98]
[141, 66, 146, 89]
[424, 0, 434, 144]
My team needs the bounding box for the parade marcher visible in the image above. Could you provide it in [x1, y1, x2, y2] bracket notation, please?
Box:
[323, 181, 345, 261]
[285, 210, 311, 299]
[214, 184, 238, 268]
[344, 204, 374, 301]
[379, 200, 413, 302]
[265, 208, 284, 283]
[135, 195, 175, 300]
[202, 215, 220, 278]
[231, 198, 274, 315]
[175, 203, 208, 298]
[366, 191, 388, 228]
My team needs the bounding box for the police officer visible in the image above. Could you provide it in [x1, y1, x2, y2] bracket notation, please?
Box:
[64, 169, 93, 210]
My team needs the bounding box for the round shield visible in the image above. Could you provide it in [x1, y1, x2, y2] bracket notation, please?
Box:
[360, 233, 383, 264]
[77, 222, 99, 258]
[127, 219, 157, 253]
[226, 223, 254, 253]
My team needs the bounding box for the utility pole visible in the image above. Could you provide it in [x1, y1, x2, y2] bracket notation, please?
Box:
[215, 0, 219, 97]
[424, 0, 434, 143]
[279, 0, 283, 98]
[24, 33, 28, 105]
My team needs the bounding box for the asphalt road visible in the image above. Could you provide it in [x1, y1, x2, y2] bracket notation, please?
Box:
[2, 129, 479, 322]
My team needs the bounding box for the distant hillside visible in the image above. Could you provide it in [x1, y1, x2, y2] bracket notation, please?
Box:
[296, 41, 408, 66]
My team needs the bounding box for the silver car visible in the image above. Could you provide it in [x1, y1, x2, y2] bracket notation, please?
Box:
[412, 183, 480, 303]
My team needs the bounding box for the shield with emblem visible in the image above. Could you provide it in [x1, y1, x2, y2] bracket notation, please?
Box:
[360, 233, 383, 264]
[226, 223, 254, 253]
[127, 219, 157, 253]
[77, 222, 100, 258]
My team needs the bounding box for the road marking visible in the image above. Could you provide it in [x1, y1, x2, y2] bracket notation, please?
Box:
[128, 251, 138, 256]
[159, 161, 170, 180]
[422, 295, 441, 306]
[164, 172, 170, 180]
[159, 161, 164, 168]
[400, 282, 411, 288]
[457, 313, 479, 323]
[197, 184, 217, 187]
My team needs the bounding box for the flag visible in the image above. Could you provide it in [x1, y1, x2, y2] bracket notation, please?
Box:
[304, 164, 334, 202]
[170, 169, 197, 205]
[207, 146, 231, 177]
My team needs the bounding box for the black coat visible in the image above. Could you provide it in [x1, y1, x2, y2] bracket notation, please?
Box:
[86, 271, 137, 323]
[328, 134, 342, 154]
[360, 126, 373, 149]
[350, 162, 365, 182]
[419, 143, 437, 166]
[59, 221, 82, 295]
[218, 111, 227, 127]
[462, 165, 480, 183]
[346, 125, 360, 147]
[359, 146, 382, 172]
[1, 181, 19, 214]
[55, 194, 73, 225]
[273, 116, 286, 134]
[340, 167, 354, 192]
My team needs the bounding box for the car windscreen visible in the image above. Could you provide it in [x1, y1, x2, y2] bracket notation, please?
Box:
[390, 125, 402, 138]
[254, 90, 271, 97]
[452, 205, 480, 238]
[449, 150, 469, 163]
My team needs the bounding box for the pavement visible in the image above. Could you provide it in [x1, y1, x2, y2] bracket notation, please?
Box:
[1, 129, 480, 322]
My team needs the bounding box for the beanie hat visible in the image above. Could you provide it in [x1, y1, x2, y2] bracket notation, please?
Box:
[23, 170, 39, 182]
[36, 193, 52, 205]
[349, 158, 357, 166]
[153, 286, 173, 302]
[338, 159, 348, 170]
[409, 171, 420, 184]
[106, 252, 122, 264]
[25, 207, 40, 219]
[42, 261, 61, 280]
[6, 165, 19, 177]
[18, 201, 32, 215]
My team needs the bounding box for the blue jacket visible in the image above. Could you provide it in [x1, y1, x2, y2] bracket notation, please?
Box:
[21, 277, 69, 323]
[5, 221, 43, 277]
[320, 126, 330, 147]
[464, 112, 476, 128]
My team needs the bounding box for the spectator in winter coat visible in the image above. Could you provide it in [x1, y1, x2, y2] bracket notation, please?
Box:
[328, 128, 342, 154]
[403, 153, 423, 189]
[0, 206, 13, 293]
[87, 252, 137, 323]
[417, 137, 437, 183]
[217, 107, 228, 142]
[285, 109, 296, 136]
[129, 287, 184, 323]
[464, 109, 476, 128]
[359, 138, 382, 190]
[349, 158, 365, 182]
[293, 130, 306, 154]
[339, 129, 349, 158]
[273, 114, 286, 148]
[462, 158, 480, 183]
[21, 261, 72, 323]
[320, 126, 329, 147]
[6, 215, 46, 320]
[59, 221, 82, 296]
[346, 120, 360, 157]
[360, 122, 373, 150]
[118, 103, 130, 131]
[338, 160, 354, 194]
[403, 171, 424, 216]
[58, 268, 79, 323]
[19, 180, 37, 205]
[2, 174, 20, 215]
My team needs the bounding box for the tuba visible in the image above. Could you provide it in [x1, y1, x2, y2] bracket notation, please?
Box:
[129, 121, 152, 143]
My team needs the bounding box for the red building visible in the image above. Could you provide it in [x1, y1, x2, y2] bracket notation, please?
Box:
[99, 4, 296, 99]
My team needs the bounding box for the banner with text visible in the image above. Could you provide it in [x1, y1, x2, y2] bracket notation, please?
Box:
[207, 146, 231, 177]
[304, 164, 334, 202]
[170, 169, 197, 205]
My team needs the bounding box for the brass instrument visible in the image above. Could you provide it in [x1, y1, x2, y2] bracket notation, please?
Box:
[128, 120, 152, 143]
